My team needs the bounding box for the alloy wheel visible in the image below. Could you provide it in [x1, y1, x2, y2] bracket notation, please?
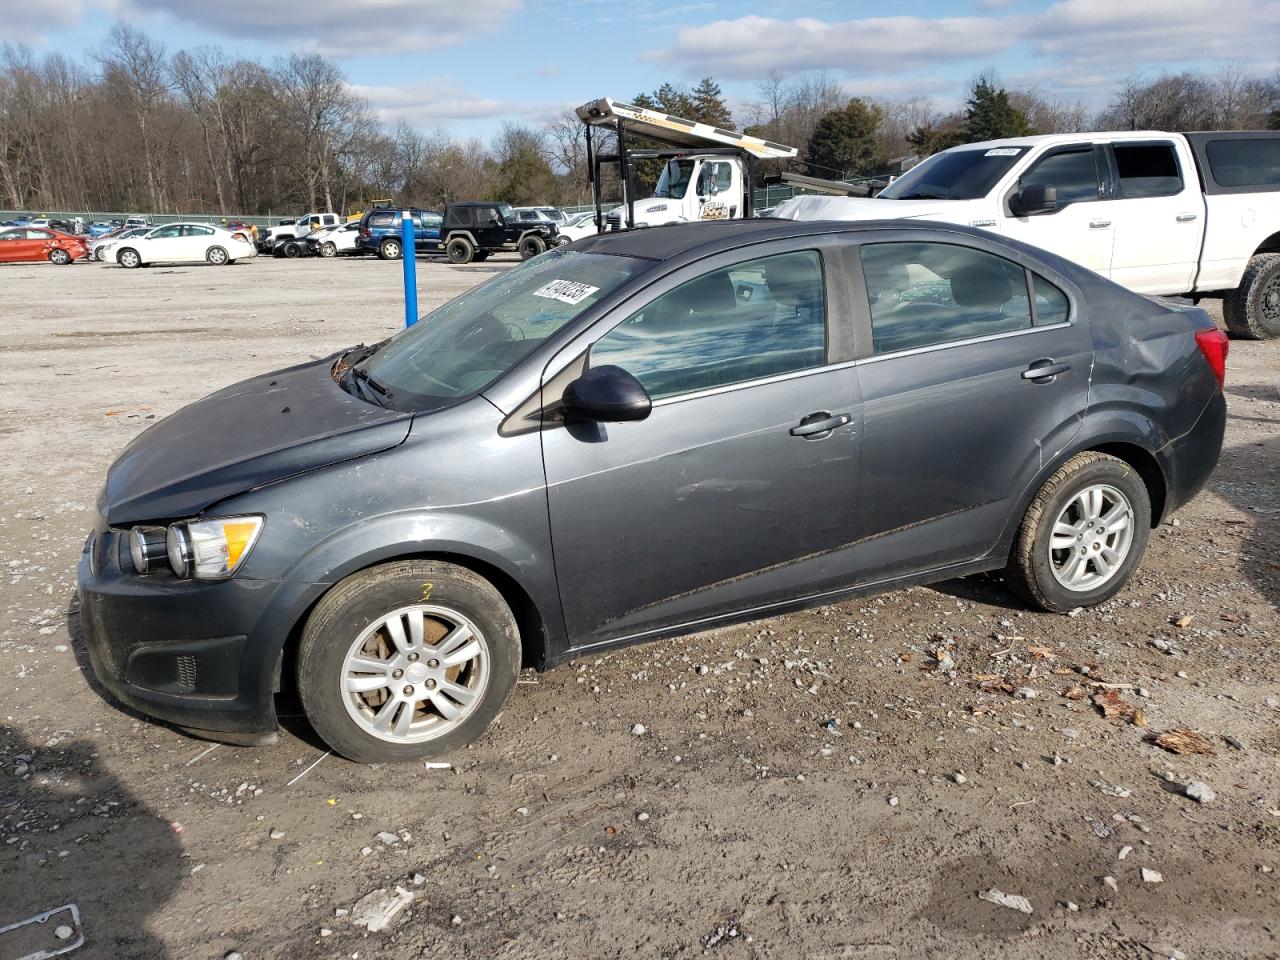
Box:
[339, 604, 490, 743]
[1048, 483, 1135, 591]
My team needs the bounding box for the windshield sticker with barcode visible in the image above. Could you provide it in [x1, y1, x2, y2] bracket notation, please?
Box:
[984, 148, 1021, 157]
[532, 280, 600, 304]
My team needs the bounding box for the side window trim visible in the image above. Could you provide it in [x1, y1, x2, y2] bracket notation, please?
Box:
[1106, 139, 1186, 199]
[1004, 142, 1101, 214]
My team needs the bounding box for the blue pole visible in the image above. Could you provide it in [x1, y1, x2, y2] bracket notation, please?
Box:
[401, 209, 418, 327]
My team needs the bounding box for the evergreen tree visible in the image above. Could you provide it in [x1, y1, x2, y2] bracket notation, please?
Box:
[963, 78, 1033, 142]
[805, 98, 886, 178]
[691, 76, 733, 127]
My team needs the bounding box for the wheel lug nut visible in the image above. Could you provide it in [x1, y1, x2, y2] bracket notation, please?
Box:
[427, 659, 439, 669]
[425, 679, 437, 690]
[392, 669, 404, 679]
[403, 685, 414, 696]
[407, 653, 419, 662]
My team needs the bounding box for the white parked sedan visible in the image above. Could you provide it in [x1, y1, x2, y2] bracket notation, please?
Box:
[113, 222, 257, 268]
[310, 221, 363, 257]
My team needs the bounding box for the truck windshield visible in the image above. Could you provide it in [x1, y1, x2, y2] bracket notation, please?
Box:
[655, 159, 696, 199]
[351, 249, 650, 412]
[879, 147, 1029, 201]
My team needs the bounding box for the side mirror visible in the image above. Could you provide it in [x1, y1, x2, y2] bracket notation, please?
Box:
[563, 365, 651, 423]
[1013, 184, 1058, 215]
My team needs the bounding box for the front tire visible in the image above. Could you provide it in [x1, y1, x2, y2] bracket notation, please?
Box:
[207, 245, 230, 265]
[320, 241, 337, 258]
[445, 237, 474, 264]
[117, 248, 141, 269]
[296, 560, 520, 763]
[518, 235, 546, 260]
[1004, 452, 1151, 612]
[378, 239, 402, 260]
[1223, 253, 1280, 340]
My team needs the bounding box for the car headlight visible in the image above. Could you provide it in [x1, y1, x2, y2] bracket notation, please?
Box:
[163, 516, 263, 580]
[128, 525, 168, 574]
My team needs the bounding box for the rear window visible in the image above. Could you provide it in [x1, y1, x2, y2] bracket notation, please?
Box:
[445, 207, 472, 228]
[1205, 138, 1280, 188]
[1113, 143, 1183, 199]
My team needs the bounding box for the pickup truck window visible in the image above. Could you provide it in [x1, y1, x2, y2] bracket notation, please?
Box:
[1204, 138, 1280, 188]
[1113, 143, 1183, 199]
[879, 147, 1028, 201]
[860, 242, 1033, 354]
[1019, 149, 1101, 205]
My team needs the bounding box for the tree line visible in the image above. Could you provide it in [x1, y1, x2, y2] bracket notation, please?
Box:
[2, 23, 1278, 216]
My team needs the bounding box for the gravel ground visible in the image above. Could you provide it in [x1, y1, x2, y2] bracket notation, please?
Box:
[0, 253, 1277, 960]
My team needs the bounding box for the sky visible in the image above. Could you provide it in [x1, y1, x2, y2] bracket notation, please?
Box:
[5, 0, 1279, 141]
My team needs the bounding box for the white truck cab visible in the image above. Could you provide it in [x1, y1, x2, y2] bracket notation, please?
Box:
[610, 154, 746, 228]
[777, 130, 1280, 338]
[263, 212, 340, 247]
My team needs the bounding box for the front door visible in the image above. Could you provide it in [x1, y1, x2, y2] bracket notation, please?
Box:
[999, 144, 1113, 276]
[850, 235, 1092, 583]
[542, 245, 863, 648]
[142, 224, 183, 261]
[0, 229, 27, 262]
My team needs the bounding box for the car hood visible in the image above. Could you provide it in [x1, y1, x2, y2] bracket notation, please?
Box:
[771, 195, 971, 222]
[102, 355, 412, 525]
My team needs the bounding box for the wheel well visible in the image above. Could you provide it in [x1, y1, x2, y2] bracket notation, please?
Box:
[1255, 231, 1280, 256]
[1087, 443, 1167, 526]
[277, 551, 549, 701]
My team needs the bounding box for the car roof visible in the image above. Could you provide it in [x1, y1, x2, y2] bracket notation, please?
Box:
[448, 201, 506, 207]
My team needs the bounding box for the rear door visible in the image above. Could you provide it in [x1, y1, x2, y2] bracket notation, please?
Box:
[849, 232, 1091, 584]
[1104, 140, 1203, 293]
[999, 144, 1113, 276]
[541, 241, 865, 648]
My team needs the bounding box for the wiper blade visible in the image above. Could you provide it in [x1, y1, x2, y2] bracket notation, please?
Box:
[352, 365, 392, 401]
[896, 192, 947, 200]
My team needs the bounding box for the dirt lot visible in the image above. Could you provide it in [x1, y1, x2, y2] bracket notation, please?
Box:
[1, 252, 1277, 960]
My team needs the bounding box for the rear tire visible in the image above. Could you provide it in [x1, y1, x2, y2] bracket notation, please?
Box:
[117, 248, 141, 269]
[207, 245, 230, 265]
[296, 560, 521, 763]
[378, 239, 402, 260]
[446, 237, 474, 264]
[48, 248, 71, 265]
[518, 235, 546, 260]
[1223, 253, 1280, 340]
[1004, 452, 1151, 612]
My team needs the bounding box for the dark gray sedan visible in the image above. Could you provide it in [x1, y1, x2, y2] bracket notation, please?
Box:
[77, 220, 1228, 762]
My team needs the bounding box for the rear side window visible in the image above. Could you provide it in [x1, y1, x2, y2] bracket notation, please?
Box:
[860, 242, 1032, 355]
[445, 207, 472, 228]
[1032, 275, 1070, 326]
[1020, 149, 1101, 205]
[368, 212, 394, 228]
[1204, 138, 1280, 187]
[1113, 143, 1183, 198]
[591, 250, 827, 400]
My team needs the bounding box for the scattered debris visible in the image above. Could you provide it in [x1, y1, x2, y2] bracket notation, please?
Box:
[1151, 729, 1216, 756]
[268, 828, 285, 840]
[1092, 690, 1146, 726]
[1173, 614, 1194, 628]
[1184, 780, 1216, 804]
[375, 832, 400, 846]
[978, 888, 1033, 914]
[286, 750, 330, 787]
[1142, 943, 1188, 960]
[1141, 868, 1164, 883]
[630, 723, 646, 736]
[351, 886, 414, 932]
[423, 761, 451, 770]
[1089, 779, 1132, 799]
[1061, 685, 1088, 700]
[1102, 876, 1119, 892]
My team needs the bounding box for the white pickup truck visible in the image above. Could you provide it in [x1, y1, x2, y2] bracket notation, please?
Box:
[261, 212, 340, 250]
[777, 130, 1280, 339]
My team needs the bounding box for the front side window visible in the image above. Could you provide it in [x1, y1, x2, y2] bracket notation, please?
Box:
[355, 249, 649, 411]
[591, 250, 827, 400]
[1019, 149, 1101, 205]
[26, 229, 52, 240]
[655, 159, 696, 199]
[1113, 143, 1183, 198]
[860, 242, 1033, 355]
[150, 225, 182, 239]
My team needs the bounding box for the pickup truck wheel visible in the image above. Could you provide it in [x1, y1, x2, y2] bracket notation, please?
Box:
[446, 237, 474, 264]
[378, 239, 402, 260]
[117, 248, 141, 269]
[518, 235, 546, 260]
[296, 559, 520, 763]
[1004, 452, 1151, 613]
[1224, 253, 1280, 340]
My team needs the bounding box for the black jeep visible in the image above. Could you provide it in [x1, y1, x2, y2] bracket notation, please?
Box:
[440, 201, 558, 264]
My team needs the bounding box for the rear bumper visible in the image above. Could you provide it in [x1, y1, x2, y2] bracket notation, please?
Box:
[1160, 390, 1227, 515]
[76, 524, 282, 737]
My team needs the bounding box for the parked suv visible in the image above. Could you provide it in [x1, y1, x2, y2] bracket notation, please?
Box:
[441, 201, 559, 264]
[356, 208, 442, 260]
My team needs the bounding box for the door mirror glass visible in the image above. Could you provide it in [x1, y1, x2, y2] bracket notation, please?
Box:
[563, 365, 652, 422]
[1013, 184, 1058, 215]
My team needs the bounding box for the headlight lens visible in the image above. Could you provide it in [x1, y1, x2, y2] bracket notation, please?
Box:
[166, 516, 263, 580]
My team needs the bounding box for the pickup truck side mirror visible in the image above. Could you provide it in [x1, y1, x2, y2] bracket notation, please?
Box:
[1013, 184, 1058, 216]
[563, 365, 652, 423]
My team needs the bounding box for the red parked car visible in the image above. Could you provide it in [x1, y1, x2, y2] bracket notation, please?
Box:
[0, 227, 89, 264]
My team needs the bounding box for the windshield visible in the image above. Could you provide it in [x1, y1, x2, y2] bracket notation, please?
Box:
[654, 159, 696, 199]
[352, 249, 649, 411]
[879, 146, 1028, 200]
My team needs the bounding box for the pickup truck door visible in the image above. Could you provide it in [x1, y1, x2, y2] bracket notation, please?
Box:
[999, 144, 1112, 276]
[1103, 140, 1203, 294]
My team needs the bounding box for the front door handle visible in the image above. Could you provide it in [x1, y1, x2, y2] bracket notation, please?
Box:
[1022, 359, 1071, 383]
[1175, 212, 1198, 223]
[1089, 219, 1111, 229]
[790, 412, 851, 438]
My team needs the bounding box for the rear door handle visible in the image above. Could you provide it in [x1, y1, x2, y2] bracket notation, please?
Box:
[790, 412, 851, 438]
[1176, 212, 1198, 223]
[1089, 220, 1111, 229]
[1022, 359, 1071, 382]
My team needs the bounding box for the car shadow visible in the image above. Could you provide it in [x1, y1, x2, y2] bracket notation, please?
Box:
[0, 726, 184, 957]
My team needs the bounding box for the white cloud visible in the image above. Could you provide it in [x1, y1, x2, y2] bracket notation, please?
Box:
[648, 14, 1025, 78]
[2, 3, 85, 42]
[351, 82, 566, 130]
[116, 0, 521, 56]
